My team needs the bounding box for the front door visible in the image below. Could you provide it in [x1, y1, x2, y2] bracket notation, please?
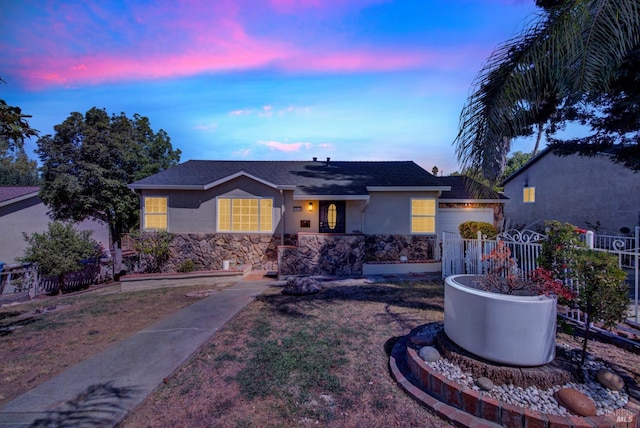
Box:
[319, 201, 346, 233]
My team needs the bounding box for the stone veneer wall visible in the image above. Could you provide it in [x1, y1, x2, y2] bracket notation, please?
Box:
[142, 232, 438, 275]
[278, 233, 438, 276]
[163, 233, 283, 272]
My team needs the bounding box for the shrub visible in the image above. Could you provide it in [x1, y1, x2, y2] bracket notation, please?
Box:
[571, 250, 628, 365]
[130, 230, 173, 273]
[536, 220, 628, 366]
[177, 259, 196, 273]
[458, 221, 497, 239]
[21, 221, 100, 294]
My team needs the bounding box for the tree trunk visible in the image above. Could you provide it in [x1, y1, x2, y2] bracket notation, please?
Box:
[532, 122, 544, 156]
[581, 312, 591, 368]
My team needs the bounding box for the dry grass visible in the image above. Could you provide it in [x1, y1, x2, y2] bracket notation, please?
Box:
[0, 281, 235, 405]
[122, 279, 448, 427]
[3, 277, 638, 427]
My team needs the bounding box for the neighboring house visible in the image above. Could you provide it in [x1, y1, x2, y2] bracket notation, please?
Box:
[128, 159, 505, 275]
[0, 187, 111, 265]
[502, 147, 640, 234]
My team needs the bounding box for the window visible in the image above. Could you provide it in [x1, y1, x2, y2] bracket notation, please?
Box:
[523, 186, 536, 203]
[411, 198, 436, 234]
[218, 198, 273, 232]
[143, 197, 168, 230]
[327, 203, 337, 230]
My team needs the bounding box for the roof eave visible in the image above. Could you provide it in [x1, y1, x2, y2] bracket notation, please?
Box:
[366, 186, 451, 192]
[0, 191, 40, 208]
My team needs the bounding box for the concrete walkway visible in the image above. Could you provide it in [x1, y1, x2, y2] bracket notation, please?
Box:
[0, 280, 272, 427]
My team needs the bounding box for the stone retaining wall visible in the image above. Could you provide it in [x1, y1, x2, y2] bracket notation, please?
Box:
[138, 232, 439, 276]
[278, 233, 438, 276]
[163, 233, 283, 272]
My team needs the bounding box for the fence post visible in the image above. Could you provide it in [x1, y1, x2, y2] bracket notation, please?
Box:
[585, 230, 594, 249]
[476, 230, 483, 274]
[633, 226, 640, 322]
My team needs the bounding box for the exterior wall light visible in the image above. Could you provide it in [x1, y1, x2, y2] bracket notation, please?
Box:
[308, 202, 313, 212]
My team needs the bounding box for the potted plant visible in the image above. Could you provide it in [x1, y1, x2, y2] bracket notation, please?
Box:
[444, 240, 563, 366]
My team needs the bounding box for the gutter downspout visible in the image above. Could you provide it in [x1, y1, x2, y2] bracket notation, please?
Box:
[280, 189, 285, 244]
[361, 199, 370, 234]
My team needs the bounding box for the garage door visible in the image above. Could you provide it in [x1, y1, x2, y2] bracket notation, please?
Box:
[437, 208, 494, 237]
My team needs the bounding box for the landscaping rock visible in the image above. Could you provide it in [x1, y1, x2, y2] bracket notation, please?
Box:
[555, 388, 596, 416]
[476, 377, 495, 391]
[282, 277, 322, 295]
[410, 334, 435, 346]
[419, 346, 441, 362]
[596, 368, 625, 391]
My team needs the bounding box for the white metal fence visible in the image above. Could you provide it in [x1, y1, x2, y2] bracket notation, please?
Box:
[441, 227, 640, 323]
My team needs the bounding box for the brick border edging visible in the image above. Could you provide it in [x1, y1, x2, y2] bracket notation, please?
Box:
[389, 331, 640, 427]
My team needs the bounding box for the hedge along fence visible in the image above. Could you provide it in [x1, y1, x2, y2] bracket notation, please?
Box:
[2, 260, 113, 296]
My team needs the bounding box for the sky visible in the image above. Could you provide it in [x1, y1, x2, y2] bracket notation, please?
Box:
[1, 0, 541, 176]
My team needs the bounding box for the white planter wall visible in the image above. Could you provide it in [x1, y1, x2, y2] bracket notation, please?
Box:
[444, 274, 557, 366]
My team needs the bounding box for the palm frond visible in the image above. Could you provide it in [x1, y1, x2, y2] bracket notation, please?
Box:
[454, 0, 640, 184]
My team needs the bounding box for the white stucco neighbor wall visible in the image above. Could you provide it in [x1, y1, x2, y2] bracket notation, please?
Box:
[0, 196, 110, 265]
[503, 152, 640, 233]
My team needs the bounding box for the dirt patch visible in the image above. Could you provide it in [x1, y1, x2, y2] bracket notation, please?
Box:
[121, 279, 638, 427]
[0, 281, 235, 405]
[2, 278, 639, 427]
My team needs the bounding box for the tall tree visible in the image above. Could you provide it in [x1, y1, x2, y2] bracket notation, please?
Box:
[37, 107, 181, 250]
[0, 78, 40, 185]
[454, 0, 640, 184]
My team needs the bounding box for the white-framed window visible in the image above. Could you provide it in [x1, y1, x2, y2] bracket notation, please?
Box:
[217, 198, 273, 232]
[523, 186, 536, 203]
[143, 196, 168, 230]
[411, 198, 436, 234]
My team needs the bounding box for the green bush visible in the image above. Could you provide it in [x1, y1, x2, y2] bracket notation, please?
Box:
[130, 230, 173, 273]
[21, 221, 99, 294]
[458, 221, 498, 239]
[177, 259, 196, 273]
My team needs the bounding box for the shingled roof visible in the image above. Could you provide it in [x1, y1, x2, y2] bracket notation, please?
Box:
[438, 176, 507, 201]
[0, 186, 40, 206]
[129, 160, 449, 197]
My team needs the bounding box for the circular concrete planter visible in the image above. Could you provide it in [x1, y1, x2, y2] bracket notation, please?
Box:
[444, 274, 557, 366]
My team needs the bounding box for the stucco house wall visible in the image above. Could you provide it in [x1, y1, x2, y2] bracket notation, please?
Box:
[503, 150, 640, 233]
[129, 160, 506, 275]
[145, 176, 284, 234]
[364, 191, 440, 235]
[0, 192, 110, 264]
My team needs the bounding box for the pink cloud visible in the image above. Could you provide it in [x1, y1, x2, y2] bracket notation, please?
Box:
[3, 0, 475, 89]
[259, 140, 312, 152]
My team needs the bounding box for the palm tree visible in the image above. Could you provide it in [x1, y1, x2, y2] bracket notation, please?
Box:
[454, 0, 640, 184]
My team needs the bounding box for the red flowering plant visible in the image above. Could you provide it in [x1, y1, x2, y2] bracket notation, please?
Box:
[480, 241, 535, 295]
[479, 235, 577, 300]
[529, 267, 577, 304]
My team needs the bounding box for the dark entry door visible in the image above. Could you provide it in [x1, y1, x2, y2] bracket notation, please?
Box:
[319, 201, 346, 233]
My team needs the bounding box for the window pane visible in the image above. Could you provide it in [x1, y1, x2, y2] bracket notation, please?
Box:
[328, 203, 337, 229]
[218, 199, 231, 231]
[260, 199, 273, 232]
[411, 198, 435, 234]
[220, 198, 272, 232]
[412, 199, 435, 215]
[144, 197, 168, 230]
[524, 187, 536, 203]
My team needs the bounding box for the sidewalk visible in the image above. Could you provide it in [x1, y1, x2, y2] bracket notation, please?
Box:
[0, 280, 272, 427]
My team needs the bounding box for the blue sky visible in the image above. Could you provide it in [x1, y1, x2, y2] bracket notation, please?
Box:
[1, 0, 540, 175]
